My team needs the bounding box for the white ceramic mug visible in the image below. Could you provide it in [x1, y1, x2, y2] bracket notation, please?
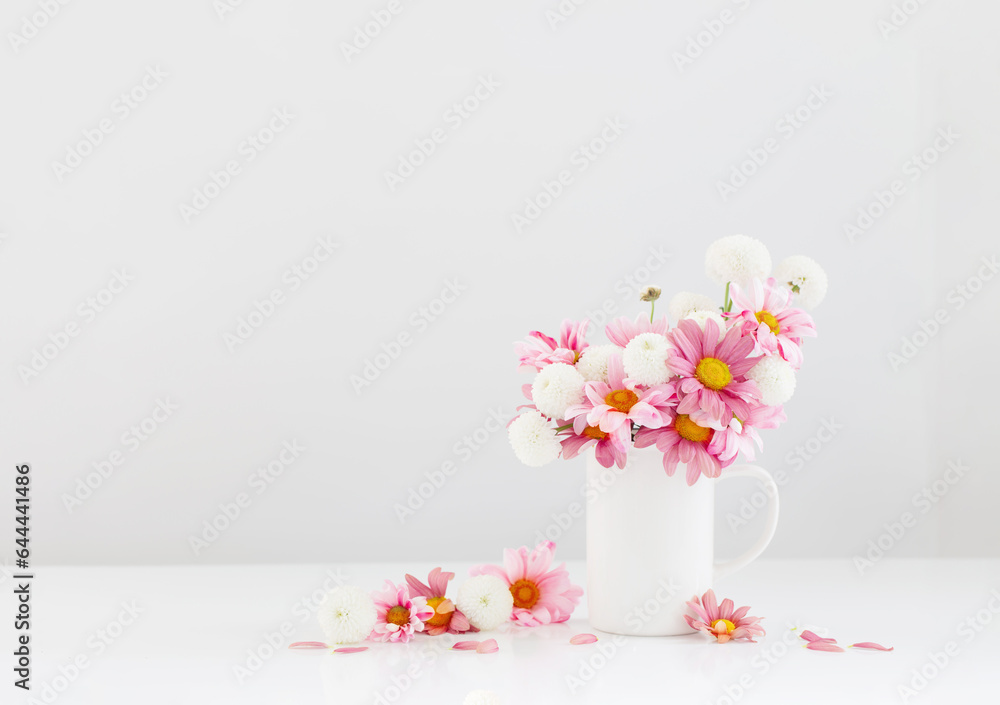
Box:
[585, 445, 779, 636]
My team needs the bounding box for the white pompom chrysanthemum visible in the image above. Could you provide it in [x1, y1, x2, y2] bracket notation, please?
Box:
[746, 355, 796, 406]
[508, 410, 562, 467]
[464, 691, 502, 705]
[622, 332, 672, 385]
[317, 586, 378, 644]
[705, 234, 772, 286]
[456, 575, 514, 631]
[772, 255, 828, 310]
[576, 344, 617, 383]
[683, 310, 728, 343]
[531, 363, 585, 419]
[668, 291, 718, 322]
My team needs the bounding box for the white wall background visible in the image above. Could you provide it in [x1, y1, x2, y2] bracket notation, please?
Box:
[1, 0, 997, 565]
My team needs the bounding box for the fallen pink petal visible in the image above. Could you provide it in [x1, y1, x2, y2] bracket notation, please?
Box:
[805, 641, 846, 652]
[476, 638, 499, 654]
[288, 641, 329, 649]
[850, 642, 894, 651]
[333, 647, 369, 654]
[451, 641, 480, 651]
[570, 633, 599, 645]
[799, 630, 837, 644]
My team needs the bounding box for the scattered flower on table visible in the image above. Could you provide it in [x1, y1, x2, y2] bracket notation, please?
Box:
[405, 567, 475, 635]
[332, 646, 368, 654]
[471, 541, 583, 627]
[452, 640, 481, 650]
[317, 585, 377, 644]
[684, 589, 765, 643]
[455, 575, 515, 631]
[370, 580, 434, 643]
[570, 633, 599, 645]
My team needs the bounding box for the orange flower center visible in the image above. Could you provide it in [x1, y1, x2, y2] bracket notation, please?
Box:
[695, 357, 732, 390]
[425, 596, 450, 628]
[386, 606, 411, 626]
[755, 310, 780, 335]
[509, 579, 541, 609]
[674, 414, 713, 443]
[604, 389, 639, 413]
[711, 618, 736, 634]
[583, 425, 607, 440]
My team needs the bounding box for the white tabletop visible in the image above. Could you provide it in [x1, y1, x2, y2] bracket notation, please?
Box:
[11, 559, 998, 704]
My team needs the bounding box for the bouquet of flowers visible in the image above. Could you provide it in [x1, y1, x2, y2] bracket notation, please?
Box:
[507, 235, 828, 485]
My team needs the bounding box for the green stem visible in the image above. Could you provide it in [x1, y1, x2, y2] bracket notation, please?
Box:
[723, 282, 731, 314]
[649, 299, 655, 323]
[554, 423, 573, 432]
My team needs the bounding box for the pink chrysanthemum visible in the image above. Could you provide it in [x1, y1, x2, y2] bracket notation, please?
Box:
[634, 408, 733, 485]
[564, 354, 676, 445]
[684, 589, 765, 643]
[605, 314, 669, 348]
[515, 319, 589, 372]
[404, 568, 476, 636]
[667, 318, 760, 429]
[716, 403, 787, 464]
[727, 278, 816, 369]
[559, 415, 629, 469]
[370, 580, 434, 643]
[470, 541, 583, 627]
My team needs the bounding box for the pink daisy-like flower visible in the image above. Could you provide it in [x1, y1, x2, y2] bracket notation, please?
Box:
[667, 318, 760, 429]
[404, 568, 476, 636]
[515, 319, 589, 372]
[559, 415, 629, 469]
[470, 541, 583, 627]
[370, 580, 434, 643]
[727, 278, 816, 369]
[605, 313, 669, 348]
[565, 354, 676, 444]
[635, 407, 733, 485]
[716, 403, 787, 464]
[684, 589, 765, 643]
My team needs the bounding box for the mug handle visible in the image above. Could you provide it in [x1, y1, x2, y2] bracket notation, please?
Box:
[714, 465, 780, 581]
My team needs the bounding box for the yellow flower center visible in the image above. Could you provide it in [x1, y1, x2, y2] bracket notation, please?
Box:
[509, 579, 541, 609]
[425, 596, 450, 628]
[386, 606, 411, 626]
[604, 389, 639, 413]
[695, 357, 732, 390]
[711, 618, 736, 634]
[755, 310, 780, 335]
[674, 414, 713, 443]
[583, 425, 607, 440]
